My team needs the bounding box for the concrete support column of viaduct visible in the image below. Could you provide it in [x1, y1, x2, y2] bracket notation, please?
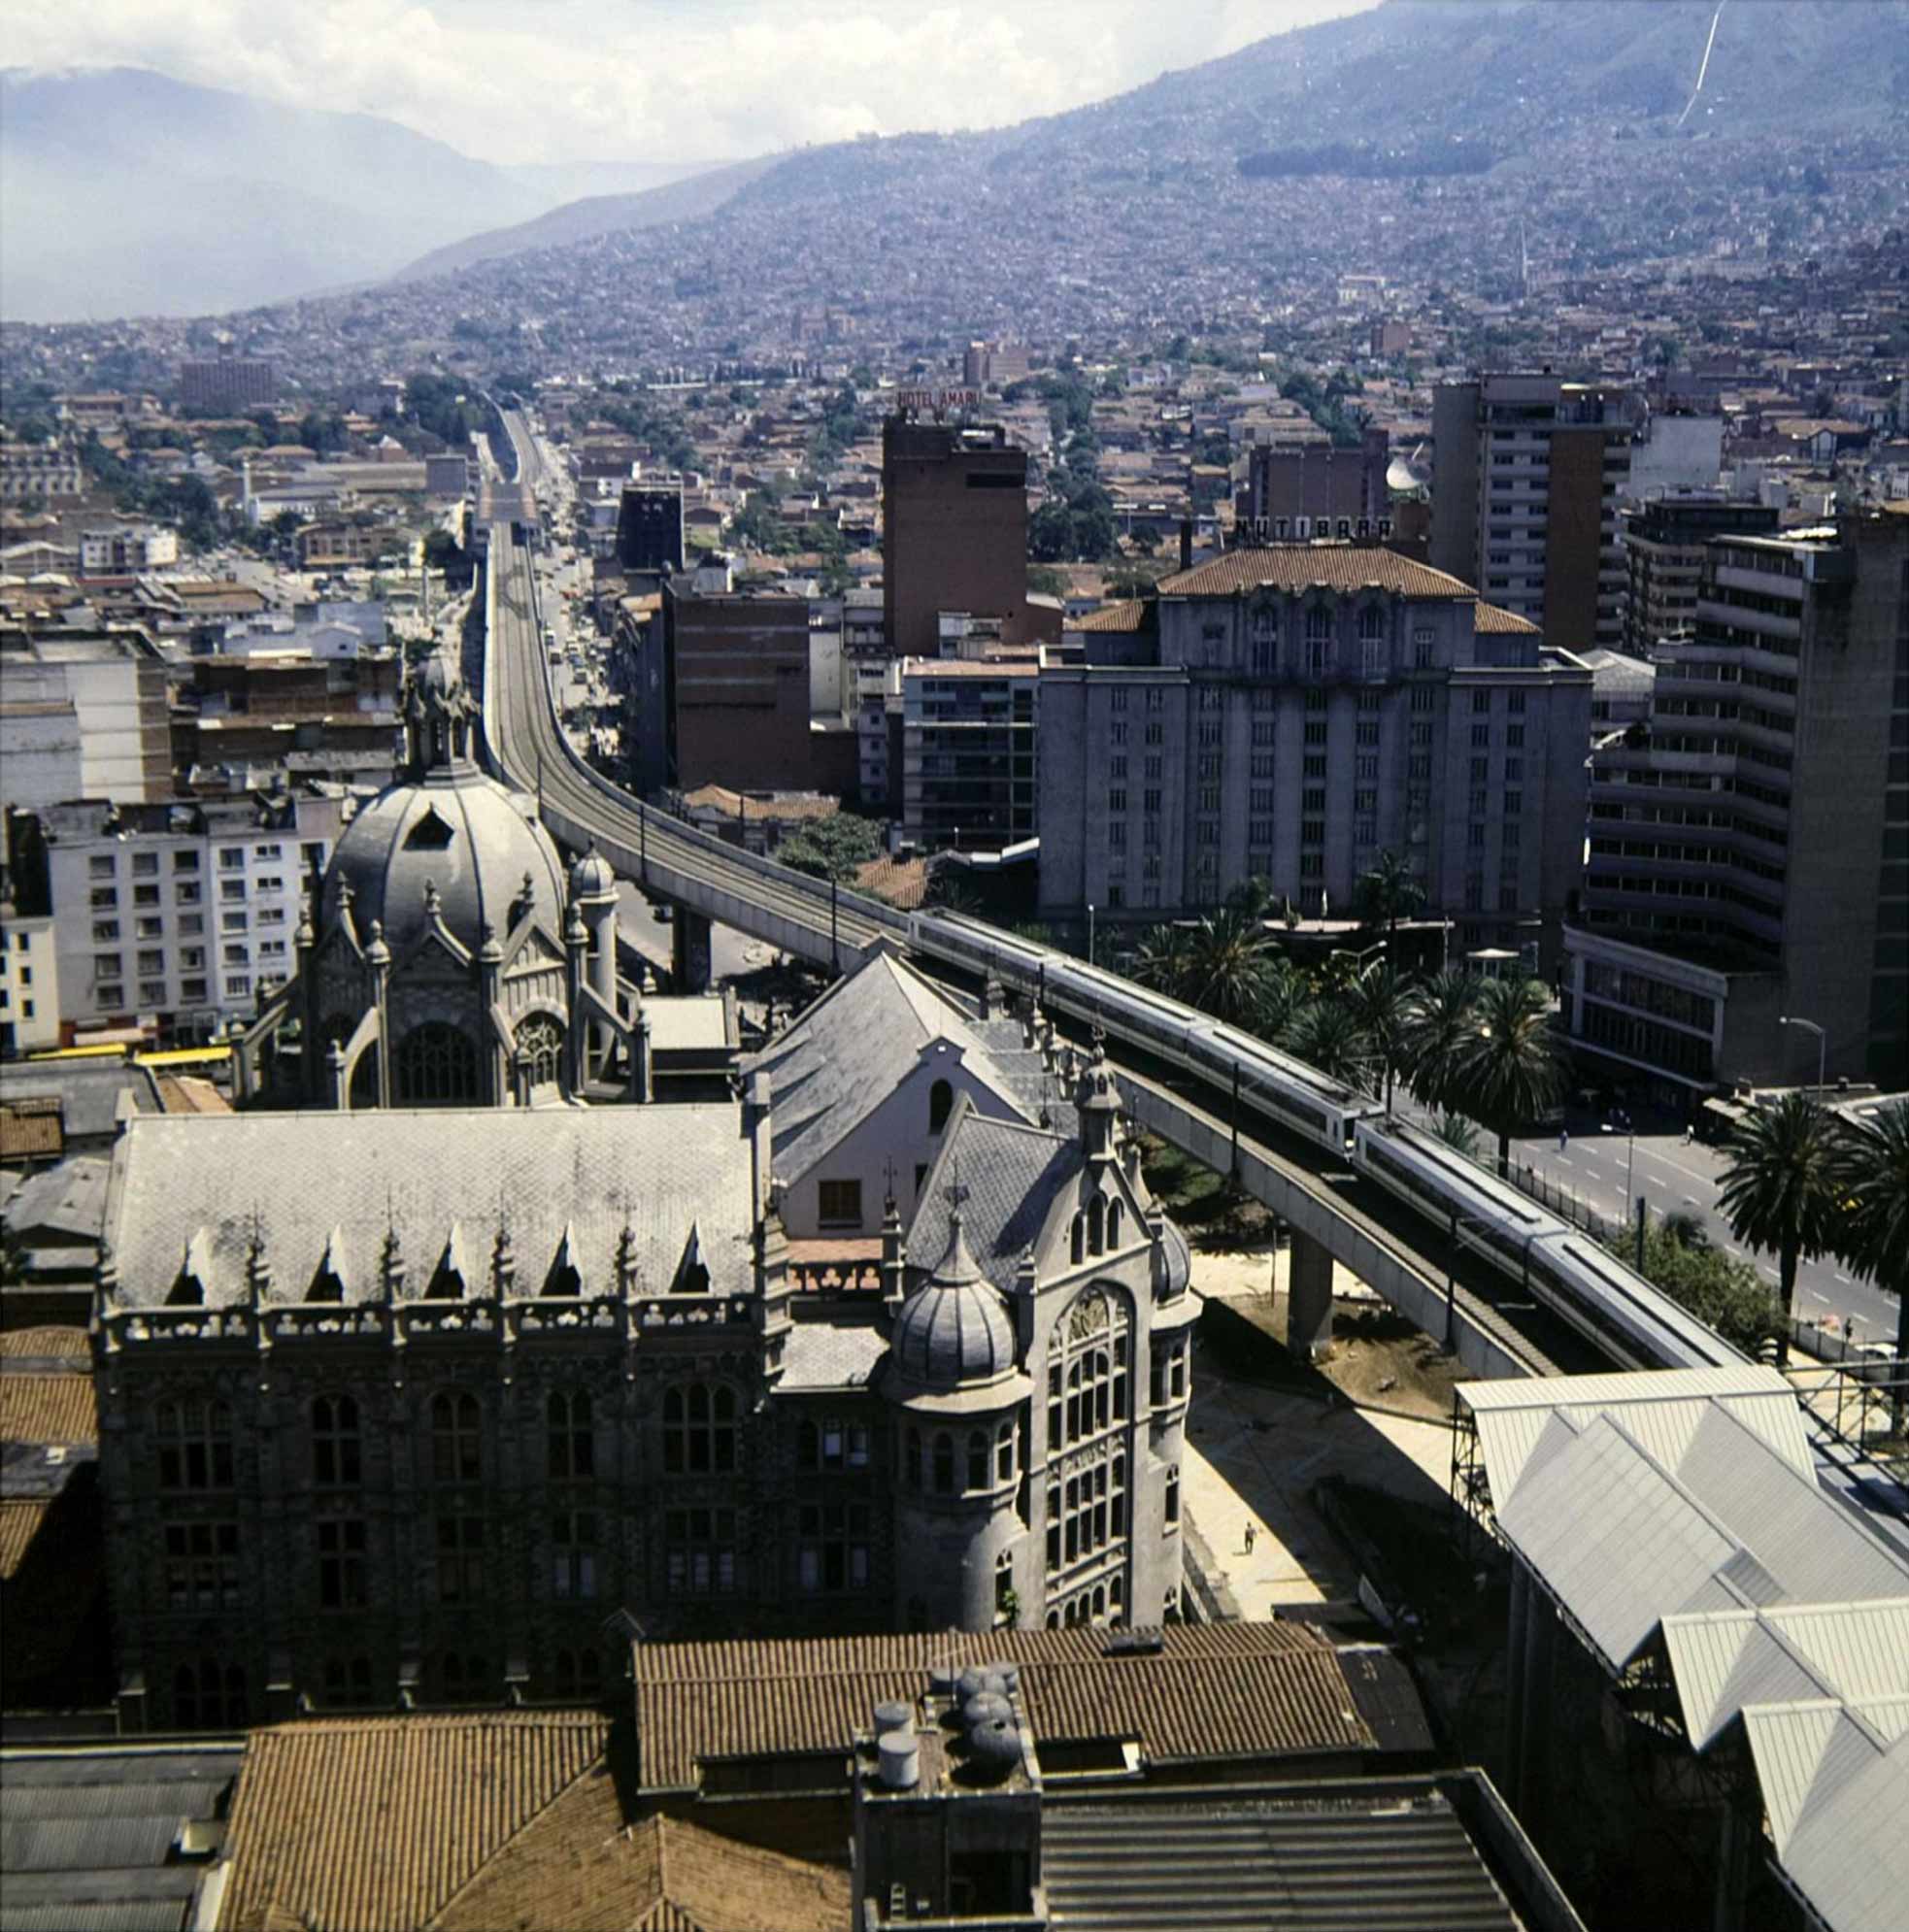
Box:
[1287, 1229, 1335, 1363]
[671, 909, 714, 993]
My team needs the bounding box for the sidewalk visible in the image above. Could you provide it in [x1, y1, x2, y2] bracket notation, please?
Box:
[1182, 1354, 1456, 1617]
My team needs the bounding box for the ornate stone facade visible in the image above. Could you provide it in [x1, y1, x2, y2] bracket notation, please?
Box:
[93, 1051, 1193, 1730]
[235, 654, 651, 1108]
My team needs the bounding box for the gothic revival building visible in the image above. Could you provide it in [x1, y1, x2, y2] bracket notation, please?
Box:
[234, 653, 651, 1108]
[92, 1026, 1193, 1729]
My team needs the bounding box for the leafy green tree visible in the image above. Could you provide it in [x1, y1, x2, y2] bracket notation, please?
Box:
[1717, 1092, 1845, 1365]
[1831, 1100, 1909, 1416]
[1622, 1218, 1778, 1358]
[777, 814, 885, 884]
[1170, 911, 1274, 1033]
[1446, 977, 1562, 1178]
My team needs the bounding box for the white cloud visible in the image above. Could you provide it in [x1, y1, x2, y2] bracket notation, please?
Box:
[5, 0, 1380, 164]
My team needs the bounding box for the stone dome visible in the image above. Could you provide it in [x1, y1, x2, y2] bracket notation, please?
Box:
[322, 769, 568, 960]
[891, 1216, 1017, 1389]
[569, 843, 617, 901]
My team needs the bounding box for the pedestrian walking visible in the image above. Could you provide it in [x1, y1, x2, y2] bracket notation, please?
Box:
[1243, 1522, 1256, 1555]
[1557, 1127, 1569, 1154]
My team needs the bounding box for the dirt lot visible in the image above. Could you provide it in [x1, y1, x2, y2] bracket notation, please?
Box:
[1191, 1243, 1464, 1422]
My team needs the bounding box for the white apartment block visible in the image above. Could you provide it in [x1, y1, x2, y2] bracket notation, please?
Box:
[0, 904, 59, 1054]
[43, 795, 347, 1044]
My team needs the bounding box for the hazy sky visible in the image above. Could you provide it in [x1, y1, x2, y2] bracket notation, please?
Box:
[8, 0, 1383, 166]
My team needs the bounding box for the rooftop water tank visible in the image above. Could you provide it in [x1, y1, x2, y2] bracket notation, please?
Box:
[877, 1729, 920, 1791]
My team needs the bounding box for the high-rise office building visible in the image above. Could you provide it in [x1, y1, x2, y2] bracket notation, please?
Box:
[1620, 496, 1779, 656]
[1038, 547, 1591, 966]
[1431, 374, 1639, 654]
[616, 483, 686, 575]
[178, 357, 279, 413]
[1564, 506, 1909, 1094]
[882, 419, 1033, 663]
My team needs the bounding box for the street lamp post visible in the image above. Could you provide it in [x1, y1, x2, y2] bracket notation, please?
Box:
[1087, 903, 1096, 970]
[1780, 1015, 1826, 1101]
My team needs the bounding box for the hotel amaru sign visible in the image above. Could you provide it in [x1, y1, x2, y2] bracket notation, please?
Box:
[893, 387, 979, 421]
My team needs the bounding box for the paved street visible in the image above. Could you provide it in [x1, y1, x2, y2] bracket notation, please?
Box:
[1511, 1124, 1896, 1347]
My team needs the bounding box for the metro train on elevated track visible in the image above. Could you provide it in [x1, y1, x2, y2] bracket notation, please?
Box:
[909, 912, 1742, 1376]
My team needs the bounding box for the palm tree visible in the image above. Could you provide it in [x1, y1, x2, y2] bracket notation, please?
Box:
[1344, 964, 1412, 1116]
[1832, 1100, 1909, 1426]
[1253, 954, 1311, 1043]
[1130, 924, 1189, 998]
[1448, 976, 1563, 1179]
[1433, 1113, 1483, 1160]
[1173, 910, 1274, 1032]
[1717, 1092, 1845, 1367]
[1355, 848, 1426, 952]
[1400, 971, 1482, 1116]
[1281, 999, 1373, 1092]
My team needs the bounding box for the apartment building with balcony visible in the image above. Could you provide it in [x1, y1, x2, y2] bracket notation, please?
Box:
[42, 792, 347, 1044]
[1564, 507, 1909, 1096]
[1037, 547, 1591, 967]
[1619, 496, 1779, 656]
[901, 652, 1040, 852]
[1431, 374, 1640, 654]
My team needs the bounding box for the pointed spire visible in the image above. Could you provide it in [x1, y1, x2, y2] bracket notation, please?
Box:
[365, 917, 390, 969]
[423, 877, 443, 920]
[491, 1212, 517, 1296]
[95, 1237, 120, 1312]
[247, 1215, 272, 1307]
[614, 1219, 639, 1297]
[381, 1216, 406, 1301]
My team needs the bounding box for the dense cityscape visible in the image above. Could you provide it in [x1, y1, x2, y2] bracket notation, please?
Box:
[0, 2, 1905, 1929]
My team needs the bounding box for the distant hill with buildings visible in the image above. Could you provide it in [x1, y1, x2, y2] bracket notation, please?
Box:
[389, 156, 778, 285]
[0, 67, 716, 324]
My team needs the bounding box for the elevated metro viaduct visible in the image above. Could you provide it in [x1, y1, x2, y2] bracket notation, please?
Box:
[479, 518, 1615, 1386]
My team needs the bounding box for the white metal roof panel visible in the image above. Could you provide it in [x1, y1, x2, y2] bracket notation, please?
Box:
[1497, 1416, 1738, 1668]
[1782, 1729, 1909, 1932]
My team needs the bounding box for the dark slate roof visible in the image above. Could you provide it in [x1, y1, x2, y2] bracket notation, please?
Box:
[322, 765, 567, 960]
[1040, 1786, 1526, 1931]
[107, 1106, 754, 1309]
[0, 1062, 161, 1146]
[0, 1744, 242, 1932]
[747, 950, 1032, 1185]
[908, 1110, 1081, 1295]
[780, 1319, 888, 1393]
[891, 1218, 1016, 1388]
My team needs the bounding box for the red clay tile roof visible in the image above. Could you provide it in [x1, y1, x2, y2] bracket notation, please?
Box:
[0, 1326, 90, 1358]
[429, 1775, 850, 1932]
[1159, 548, 1475, 600]
[0, 1097, 64, 1161]
[0, 1361, 96, 1447]
[1073, 599, 1148, 633]
[0, 1498, 50, 1580]
[1474, 601, 1541, 634]
[630, 1624, 1369, 1792]
[221, 1712, 610, 1932]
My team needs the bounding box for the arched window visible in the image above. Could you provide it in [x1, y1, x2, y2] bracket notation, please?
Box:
[1070, 1216, 1085, 1266]
[313, 1394, 361, 1486]
[932, 1432, 954, 1495]
[174, 1659, 247, 1729]
[1087, 1196, 1105, 1256]
[929, 1078, 954, 1134]
[906, 1427, 923, 1490]
[995, 1419, 1015, 1483]
[1358, 603, 1387, 678]
[518, 1014, 564, 1088]
[663, 1384, 736, 1475]
[547, 1391, 593, 1480]
[1165, 1465, 1181, 1524]
[394, 1022, 480, 1106]
[967, 1430, 988, 1492]
[1106, 1201, 1123, 1249]
[1305, 604, 1332, 676]
[1250, 606, 1278, 676]
[431, 1390, 482, 1482]
[1046, 1290, 1128, 1452]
